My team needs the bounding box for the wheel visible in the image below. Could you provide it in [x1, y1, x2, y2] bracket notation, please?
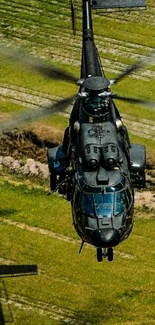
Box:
[50, 173, 57, 191]
[97, 247, 103, 262]
[107, 248, 113, 262]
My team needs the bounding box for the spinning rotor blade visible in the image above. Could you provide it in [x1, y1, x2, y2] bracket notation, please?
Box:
[112, 54, 155, 84]
[0, 45, 78, 83]
[0, 96, 75, 132]
[112, 94, 155, 108]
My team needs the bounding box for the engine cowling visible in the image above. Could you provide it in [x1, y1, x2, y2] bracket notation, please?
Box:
[102, 143, 119, 169]
[84, 144, 100, 169]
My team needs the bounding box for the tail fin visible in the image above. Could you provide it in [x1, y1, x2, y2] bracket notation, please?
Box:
[92, 0, 146, 10]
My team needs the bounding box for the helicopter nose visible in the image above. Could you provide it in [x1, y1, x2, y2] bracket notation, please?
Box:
[91, 228, 120, 248]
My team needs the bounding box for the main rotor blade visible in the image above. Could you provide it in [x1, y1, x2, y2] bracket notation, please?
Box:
[0, 96, 75, 133]
[112, 94, 155, 108]
[113, 54, 155, 84]
[0, 45, 78, 83]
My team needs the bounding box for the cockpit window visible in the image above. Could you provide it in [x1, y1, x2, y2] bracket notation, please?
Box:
[81, 192, 113, 218]
[81, 193, 95, 216]
[125, 187, 132, 207]
[94, 193, 113, 218]
[114, 191, 126, 215]
[75, 183, 130, 219]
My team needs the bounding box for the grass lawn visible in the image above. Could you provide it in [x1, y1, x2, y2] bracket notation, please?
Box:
[0, 176, 154, 325]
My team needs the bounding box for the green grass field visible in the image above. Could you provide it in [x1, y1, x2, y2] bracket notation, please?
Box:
[0, 0, 155, 324]
[0, 174, 155, 325]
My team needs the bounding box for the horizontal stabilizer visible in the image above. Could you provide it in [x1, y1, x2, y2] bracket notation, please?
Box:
[92, 0, 146, 9]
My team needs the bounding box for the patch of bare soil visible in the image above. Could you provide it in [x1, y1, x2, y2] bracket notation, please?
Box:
[0, 125, 63, 163]
[0, 128, 154, 209]
[135, 191, 155, 211]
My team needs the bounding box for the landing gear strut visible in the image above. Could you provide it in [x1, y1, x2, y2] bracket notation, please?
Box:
[97, 247, 114, 262]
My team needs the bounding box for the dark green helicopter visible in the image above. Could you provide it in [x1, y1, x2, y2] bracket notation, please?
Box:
[0, 0, 154, 262]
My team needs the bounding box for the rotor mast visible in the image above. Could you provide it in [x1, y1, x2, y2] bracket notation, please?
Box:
[81, 0, 102, 79]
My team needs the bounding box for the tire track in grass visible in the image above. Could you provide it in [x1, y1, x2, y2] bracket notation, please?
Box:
[2, 7, 155, 77]
[0, 217, 135, 260]
[0, 84, 61, 109]
[1, 293, 91, 325]
[0, 257, 15, 264]
[0, 84, 155, 140]
[1, 217, 78, 245]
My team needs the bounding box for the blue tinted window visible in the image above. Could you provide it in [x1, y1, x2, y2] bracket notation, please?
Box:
[81, 193, 95, 216]
[115, 191, 126, 215]
[94, 193, 113, 218]
[81, 193, 113, 218]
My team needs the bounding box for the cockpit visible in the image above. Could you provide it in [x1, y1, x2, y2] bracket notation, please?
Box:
[75, 187, 129, 219]
[72, 174, 134, 247]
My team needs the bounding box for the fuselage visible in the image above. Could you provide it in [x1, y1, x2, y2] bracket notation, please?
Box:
[47, 0, 146, 258]
[69, 0, 134, 249]
[71, 116, 134, 248]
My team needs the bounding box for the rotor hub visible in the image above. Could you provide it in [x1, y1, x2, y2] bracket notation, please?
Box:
[83, 76, 110, 92]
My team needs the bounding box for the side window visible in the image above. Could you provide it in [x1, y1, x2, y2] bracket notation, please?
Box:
[115, 191, 126, 215]
[81, 193, 95, 217]
[74, 187, 80, 206]
[125, 187, 132, 208]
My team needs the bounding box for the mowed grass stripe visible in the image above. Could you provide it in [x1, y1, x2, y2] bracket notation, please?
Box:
[0, 218, 155, 325]
[0, 181, 155, 260]
[1, 293, 90, 325]
[1, 217, 78, 245]
[1, 0, 155, 51]
[0, 216, 136, 261]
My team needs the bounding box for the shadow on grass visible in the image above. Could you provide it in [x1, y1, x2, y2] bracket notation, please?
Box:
[0, 280, 13, 324]
[0, 209, 17, 217]
[58, 296, 127, 325]
[0, 300, 6, 325]
[0, 266, 38, 324]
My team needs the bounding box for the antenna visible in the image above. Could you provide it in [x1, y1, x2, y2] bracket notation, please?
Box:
[70, 0, 76, 35]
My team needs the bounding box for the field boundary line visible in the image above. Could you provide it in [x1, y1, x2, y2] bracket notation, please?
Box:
[1, 293, 91, 325]
[0, 217, 135, 259]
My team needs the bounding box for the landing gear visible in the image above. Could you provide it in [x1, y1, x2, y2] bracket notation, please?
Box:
[96, 247, 114, 262]
[97, 247, 103, 262]
[107, 247, 113, 262]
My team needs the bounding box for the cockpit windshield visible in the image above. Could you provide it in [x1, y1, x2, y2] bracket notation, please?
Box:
[81, 192, 114, 218]
[75, 186, 128, 219]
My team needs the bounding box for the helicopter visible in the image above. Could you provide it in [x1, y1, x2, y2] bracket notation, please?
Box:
[48, 0, 149, 262]
[0, 0, 154, 262]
